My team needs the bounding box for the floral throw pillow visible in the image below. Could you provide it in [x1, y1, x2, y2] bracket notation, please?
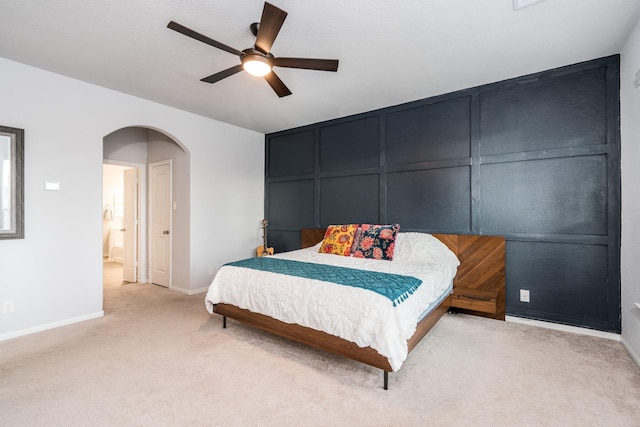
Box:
[352, 224, 401, 261]
[350, 225, 364, 253]
[318, 224, 359, 256]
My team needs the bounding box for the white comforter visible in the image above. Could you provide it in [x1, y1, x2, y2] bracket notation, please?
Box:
[205, 232, 459, 371]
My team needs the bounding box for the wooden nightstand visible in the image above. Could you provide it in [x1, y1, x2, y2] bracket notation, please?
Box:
[433, 234, 506, 320]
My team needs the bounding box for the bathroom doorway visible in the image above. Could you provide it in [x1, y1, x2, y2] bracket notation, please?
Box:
[102, 161, 146, 284]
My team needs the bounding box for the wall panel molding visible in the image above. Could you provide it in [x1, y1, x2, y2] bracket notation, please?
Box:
[265, 55, 621, 332]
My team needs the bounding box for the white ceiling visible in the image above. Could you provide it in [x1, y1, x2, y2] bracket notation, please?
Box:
[1, 0, 639, 134]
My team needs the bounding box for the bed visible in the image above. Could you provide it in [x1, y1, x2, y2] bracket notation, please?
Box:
[205, 227, 505, 389]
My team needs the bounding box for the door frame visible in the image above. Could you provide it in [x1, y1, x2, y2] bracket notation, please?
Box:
[148, 159, 172, 289]
[122, 167, 138, 283]
[103, 159, 148, 283]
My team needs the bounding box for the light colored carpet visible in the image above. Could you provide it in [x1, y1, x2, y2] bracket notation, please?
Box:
[0, 262, 639, 426]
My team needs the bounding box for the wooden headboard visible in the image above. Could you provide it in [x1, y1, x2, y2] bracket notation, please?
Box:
[300, 228, 506, 320]
[301, 228, 327, 249]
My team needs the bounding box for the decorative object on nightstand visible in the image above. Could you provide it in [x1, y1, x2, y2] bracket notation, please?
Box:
[256, 219, 274, 257]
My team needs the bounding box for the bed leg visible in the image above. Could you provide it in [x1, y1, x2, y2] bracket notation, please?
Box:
[223, 316, 227, 329]
[383, 371, 389, 390]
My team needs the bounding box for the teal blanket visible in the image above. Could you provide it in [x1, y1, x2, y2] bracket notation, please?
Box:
[225, 257, 422, 307]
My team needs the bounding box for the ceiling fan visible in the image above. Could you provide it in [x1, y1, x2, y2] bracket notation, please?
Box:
[167, 2, 339, 97]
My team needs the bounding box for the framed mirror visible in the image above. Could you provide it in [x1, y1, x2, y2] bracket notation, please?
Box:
[0, 125, 24, 239]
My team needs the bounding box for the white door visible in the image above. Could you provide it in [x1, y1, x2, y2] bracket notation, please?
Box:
[150, 160, 171, 288]
[122, 168, 137, 282]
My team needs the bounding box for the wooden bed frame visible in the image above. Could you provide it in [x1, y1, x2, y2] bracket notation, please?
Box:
[213, 228, 505, 389]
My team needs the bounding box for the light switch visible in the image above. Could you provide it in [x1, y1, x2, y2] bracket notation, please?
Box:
[44, 182, 60, 191]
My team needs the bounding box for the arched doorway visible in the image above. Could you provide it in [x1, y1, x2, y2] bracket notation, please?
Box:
[102, 126, 190, 304]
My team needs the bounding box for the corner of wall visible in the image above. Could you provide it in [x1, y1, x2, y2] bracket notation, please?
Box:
[621, 336, 640, 370]
[620, 16, 640, 361]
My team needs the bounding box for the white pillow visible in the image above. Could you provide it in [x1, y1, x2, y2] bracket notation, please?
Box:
[393, 232, 460, 267]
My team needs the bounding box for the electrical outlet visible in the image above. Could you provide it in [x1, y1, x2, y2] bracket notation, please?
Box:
[209, 267, 215, 275]
[520, 289, 530, 303]
[2, 300, 15, 314]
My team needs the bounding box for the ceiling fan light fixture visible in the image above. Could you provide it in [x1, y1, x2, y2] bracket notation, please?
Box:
[241, 52, 272, 77]
[244, 59, 271, 77]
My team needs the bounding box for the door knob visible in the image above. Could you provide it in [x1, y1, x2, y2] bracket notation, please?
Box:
[163, 230, 170, 235]
[120, 228, 126, 232]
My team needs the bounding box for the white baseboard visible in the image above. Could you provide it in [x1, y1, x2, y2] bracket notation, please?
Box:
[621, 337, 640, 370]
[171, 286, 208, 296]
[170, 286, 189, 295]
[0, 311, 104, 342]
[505, 315, 621, 341]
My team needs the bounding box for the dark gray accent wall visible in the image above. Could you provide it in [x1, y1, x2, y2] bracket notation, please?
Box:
[265, 55, 620, 333]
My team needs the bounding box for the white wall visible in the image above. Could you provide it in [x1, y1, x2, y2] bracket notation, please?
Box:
[621, 17, 640, 365]
[0, 57, 264, 339]
[147, 129, 191, 293]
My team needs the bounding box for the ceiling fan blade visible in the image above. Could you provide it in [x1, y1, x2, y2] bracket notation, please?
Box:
[255, 2, 288, 54]
[264, 71, 292, 97]
[273, 57, 339, 72]
[201, 64, 244, 84]
[168, 21, 243, 57]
